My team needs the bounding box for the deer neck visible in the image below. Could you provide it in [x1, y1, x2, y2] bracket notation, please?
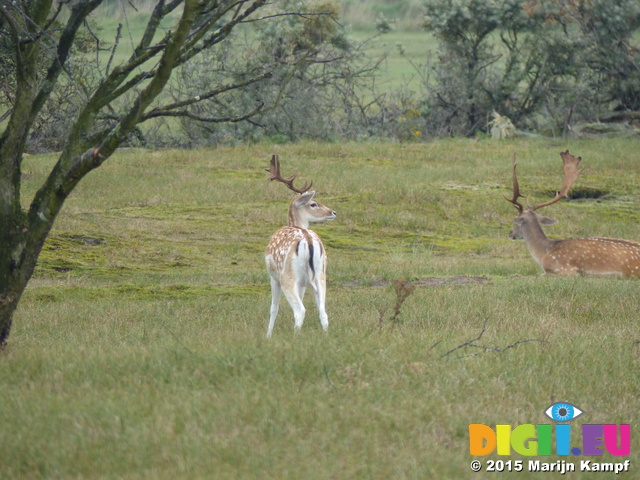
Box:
[521, 217, 557, 264]
[288, 206, 309, 229]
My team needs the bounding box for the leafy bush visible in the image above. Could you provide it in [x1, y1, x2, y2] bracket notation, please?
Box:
[421, 0, 640, 137]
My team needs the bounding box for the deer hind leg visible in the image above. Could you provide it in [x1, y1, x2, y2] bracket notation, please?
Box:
[267, 277, 282, 338]
[311, 273, 328, 332]
[282, 281, 306, 331]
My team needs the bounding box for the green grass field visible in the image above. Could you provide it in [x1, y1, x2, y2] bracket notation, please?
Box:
[1, 138, 639, 478]
[349, 28, 435, 92]
[85, 7, 435, 93]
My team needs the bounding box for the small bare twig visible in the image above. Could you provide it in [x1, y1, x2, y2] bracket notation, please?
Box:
[104, 23, 123, 77]
[440, 319, 547, 359]
[323, 364, 339, 393]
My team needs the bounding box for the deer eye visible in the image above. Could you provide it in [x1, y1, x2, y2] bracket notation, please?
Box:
[310, 202, 317, 208]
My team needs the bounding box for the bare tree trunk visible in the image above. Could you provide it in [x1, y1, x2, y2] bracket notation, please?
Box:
[0, 241, 41, 347]
[0, 181, 65, 346]
[0, 235, 25, 346]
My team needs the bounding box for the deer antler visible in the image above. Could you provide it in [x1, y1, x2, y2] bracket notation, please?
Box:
[529, 150, 584, 211]
[503, 152, 524, 214]
[266, 155, 312, 194]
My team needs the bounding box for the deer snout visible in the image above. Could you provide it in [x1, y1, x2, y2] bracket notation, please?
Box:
[326, 211, 337, 221]
[509, 228, 523, 240]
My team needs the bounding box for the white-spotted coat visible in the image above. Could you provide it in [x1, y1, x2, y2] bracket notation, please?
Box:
[510, 209, 640, 278]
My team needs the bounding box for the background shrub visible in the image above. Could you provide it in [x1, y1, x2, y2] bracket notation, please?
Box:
[421, 0, 640, 137]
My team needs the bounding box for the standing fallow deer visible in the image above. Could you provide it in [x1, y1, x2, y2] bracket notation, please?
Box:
[265, 155, 336, 337]
[505, 150, 640, 277]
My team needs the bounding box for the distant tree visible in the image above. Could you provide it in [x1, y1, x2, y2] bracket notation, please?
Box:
[0, 0, 339, 346]
[529, 0, 640, 112]
[422, 0, 640, 136]
[422, 0, 544, 136]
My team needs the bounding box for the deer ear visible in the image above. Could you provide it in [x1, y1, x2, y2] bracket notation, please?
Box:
[539, 215, 557, 226]
[293, 191, 316, 207]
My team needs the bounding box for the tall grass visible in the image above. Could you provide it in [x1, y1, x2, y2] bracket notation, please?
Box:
[2, 138, 639, 478]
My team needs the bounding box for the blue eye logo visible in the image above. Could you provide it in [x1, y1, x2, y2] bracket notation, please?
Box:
[544, 402, 584, 422]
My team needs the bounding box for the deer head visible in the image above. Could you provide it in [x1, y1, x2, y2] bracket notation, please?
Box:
[267, 154, 336, 228]
[505, 151, 584, 241]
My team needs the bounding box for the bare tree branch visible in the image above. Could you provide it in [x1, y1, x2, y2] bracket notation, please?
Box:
[141, 71, 272, 120]
[145, 101, 265, 123]
[241, 11, 343, 28]
[30, 0, 104, 121]
[177, 0, 266, 66]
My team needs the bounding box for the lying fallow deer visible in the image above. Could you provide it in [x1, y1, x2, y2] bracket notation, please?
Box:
[265, 155, 336, 337]
[505, 150, 640, 277]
